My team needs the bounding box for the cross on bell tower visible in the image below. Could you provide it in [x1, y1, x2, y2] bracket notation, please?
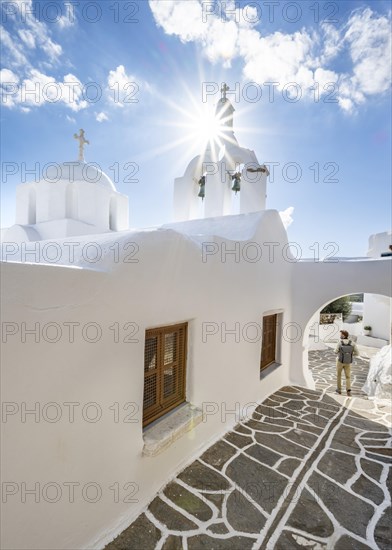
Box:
[221, 83, 229, 101]
[217, 83, 235, 130]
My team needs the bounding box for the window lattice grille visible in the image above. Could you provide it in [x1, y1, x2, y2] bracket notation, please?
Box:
[260, 314, 277, 370]
[143, 323, 187, 426]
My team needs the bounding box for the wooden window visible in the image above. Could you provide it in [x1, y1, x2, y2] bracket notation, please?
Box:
[260, 314, 277, 371]
[143, 323, 187, 427]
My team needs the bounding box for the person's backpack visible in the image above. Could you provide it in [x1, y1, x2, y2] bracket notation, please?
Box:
[339, 340, 354, 364]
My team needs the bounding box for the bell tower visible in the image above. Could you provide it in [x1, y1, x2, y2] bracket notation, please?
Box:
[173, 84, 268, 221]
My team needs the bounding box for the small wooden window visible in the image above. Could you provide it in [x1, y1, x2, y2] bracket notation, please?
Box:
[143, 323, 187, 427]
[260, 314, 277, 371]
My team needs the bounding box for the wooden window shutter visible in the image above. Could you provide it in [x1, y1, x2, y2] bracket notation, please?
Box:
[260, 314, 277, 371]
[143, 323, 187, 427]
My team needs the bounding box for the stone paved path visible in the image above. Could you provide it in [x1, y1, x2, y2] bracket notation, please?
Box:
[106, 351, 392, 550]
[309, 348, 370, 397]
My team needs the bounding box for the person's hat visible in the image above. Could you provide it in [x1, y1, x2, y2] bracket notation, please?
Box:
[340, 330, 349, 338]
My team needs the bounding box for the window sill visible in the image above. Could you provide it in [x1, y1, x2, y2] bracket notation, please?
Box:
[143, 403, 203, 457]
[260, 362, 282, 380]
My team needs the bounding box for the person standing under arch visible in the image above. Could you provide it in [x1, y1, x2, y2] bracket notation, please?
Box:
[335, 330, 359, 396]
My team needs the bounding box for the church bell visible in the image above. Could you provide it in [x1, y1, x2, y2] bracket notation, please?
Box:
[231, 173, 241, 194]
[198, 175, 205, 199]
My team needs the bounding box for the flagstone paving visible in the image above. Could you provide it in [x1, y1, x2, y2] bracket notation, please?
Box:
[308, 348, 371, 397]
[106, 351, 392, 550]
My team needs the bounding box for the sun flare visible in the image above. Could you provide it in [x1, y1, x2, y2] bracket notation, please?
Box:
[192, 105, 223, 145]
[136, 77, 261, 177]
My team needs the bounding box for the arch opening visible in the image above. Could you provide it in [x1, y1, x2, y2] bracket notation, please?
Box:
[66, 184, 77, 220]
[27, 187, 36, 225]
[303, 292, 391, 396]
[109, 196, 118, 231]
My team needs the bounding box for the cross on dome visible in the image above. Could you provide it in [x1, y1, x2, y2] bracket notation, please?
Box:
[74, 129, 89, 162]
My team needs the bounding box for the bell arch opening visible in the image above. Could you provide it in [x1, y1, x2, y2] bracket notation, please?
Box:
[66, 184, 78, 220]
[27, 187, 36, 225]
[109, 196, 118, 231]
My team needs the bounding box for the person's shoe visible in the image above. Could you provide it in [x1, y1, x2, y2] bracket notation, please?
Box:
[335, 389, 342, 394]
[347, 390, 352, 396]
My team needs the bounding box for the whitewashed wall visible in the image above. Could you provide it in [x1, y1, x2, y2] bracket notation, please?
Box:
[362, 230, 392, 344]
[363, 294, 392, 341]
[367, 231, 392, 257]
[2, 215, 391, 550]
[1, 211, 293, 550]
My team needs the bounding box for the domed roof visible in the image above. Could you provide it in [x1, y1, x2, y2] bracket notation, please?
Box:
[45, 162, 116, 190]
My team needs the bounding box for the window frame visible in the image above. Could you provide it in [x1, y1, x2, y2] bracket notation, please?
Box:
[143, 322, 188, 427]
[260, 313, 278, 371]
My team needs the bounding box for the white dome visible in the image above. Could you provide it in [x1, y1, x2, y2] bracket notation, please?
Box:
[44, 161, 116, 190]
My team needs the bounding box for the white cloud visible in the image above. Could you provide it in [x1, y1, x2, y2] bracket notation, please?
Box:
[149, 0, 240, 66]
[22, 11, 63, 62]
[0, 68, 19, 85]
[9, 0, 33, 11]
[318, 23, 343, 65]
[66, 114, 76, 124]
[1, 0, 63, 67]
[0, 1, 82, 114]
[18, 29, 36, 49]
[96, 111, 109, 122]
[279, 207, 294, 229]
[314, 68, 339, 91]
[148, 1, 391, 113]
[204, 18, 238, 66]
[107, 65, 151, 107]
[108, 65, 133, 108]
[149, 1, 318, 87]
[239, 29, 316, 91]
[58, 2, 77, 29]
[337, 96, 354, 114]
[149, 0, 206, 43]
[58, 73, 89, 111]
[108, 65, 133, 90]
[0, 26, 28, 66]
[0, 68, 20, 107]
[345, 8, 391, 97]
[1, 69, 88, 112]
[41, 37, 63, 62]
[20, 70, 57, 106]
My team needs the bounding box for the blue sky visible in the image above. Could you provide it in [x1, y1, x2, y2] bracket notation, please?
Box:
[1, 0, 391, 257]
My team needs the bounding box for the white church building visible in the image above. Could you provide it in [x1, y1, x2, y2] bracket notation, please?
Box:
[3, 129, 129, 244]
[1, 86, 390, 550]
